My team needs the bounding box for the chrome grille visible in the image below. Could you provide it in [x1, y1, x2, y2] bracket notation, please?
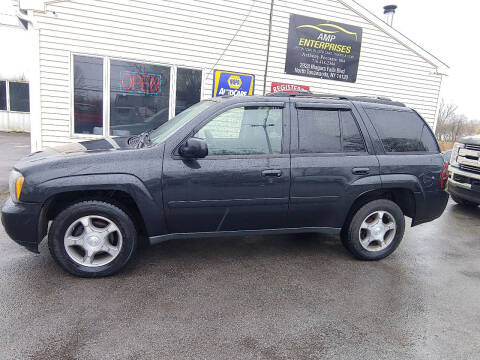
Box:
[465, 144, 480, 151]
[460, 164, 480, 174]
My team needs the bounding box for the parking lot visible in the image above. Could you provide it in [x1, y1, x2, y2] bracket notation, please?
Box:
[0, 133, 479, 359]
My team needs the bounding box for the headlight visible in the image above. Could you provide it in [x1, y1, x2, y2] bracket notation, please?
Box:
[9, 170, 24, 202]
[450, 142, 464, 167]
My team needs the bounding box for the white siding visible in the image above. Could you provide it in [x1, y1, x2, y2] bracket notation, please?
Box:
[266, 0, 442, 122]
[0, 111, 30, 132]
[34, 0, 442, 147]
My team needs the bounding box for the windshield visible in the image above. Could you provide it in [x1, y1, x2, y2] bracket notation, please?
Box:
[149, 100, 214, 144]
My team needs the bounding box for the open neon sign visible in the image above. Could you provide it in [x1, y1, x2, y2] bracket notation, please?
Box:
[120, 70, 163, 95]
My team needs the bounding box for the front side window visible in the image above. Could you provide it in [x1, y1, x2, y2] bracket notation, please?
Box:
[9, 82, 30, 112]
[110, 60, 170, 136]
[73, 55, 104, 134]
[195, 106, 283, 156]
[0, 81, 6, 110]
[366, 108, 438, 153]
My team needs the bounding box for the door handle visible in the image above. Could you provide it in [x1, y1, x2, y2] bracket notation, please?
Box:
[262, 169, 282, 177]
[352, 167, 370, 175]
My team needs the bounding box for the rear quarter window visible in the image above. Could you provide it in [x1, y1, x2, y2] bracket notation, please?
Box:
[365, 108, 438, 153]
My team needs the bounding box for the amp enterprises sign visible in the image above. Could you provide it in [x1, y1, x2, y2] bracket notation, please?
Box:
[285, 14, 363, 83]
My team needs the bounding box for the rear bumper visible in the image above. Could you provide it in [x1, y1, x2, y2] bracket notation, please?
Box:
[1, 197, 43, 253]
[412, 190, 449, 226]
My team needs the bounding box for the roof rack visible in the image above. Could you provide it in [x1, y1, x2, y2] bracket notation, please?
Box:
[265, 91, 405, 106]
[266, 90, 316, 97]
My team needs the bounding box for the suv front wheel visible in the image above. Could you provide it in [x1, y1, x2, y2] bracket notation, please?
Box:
[342, 199, 405, 260]
[48, 200, 137, 277]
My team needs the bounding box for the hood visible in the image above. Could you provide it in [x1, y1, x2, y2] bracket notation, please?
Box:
[12, 135, 163, 189]
[459, 134, 480, 146]
[14, 136, 135, 171]
[21, 137, 132, 162]
[10, 136, 165, 202]
[53, 137, 132, 155]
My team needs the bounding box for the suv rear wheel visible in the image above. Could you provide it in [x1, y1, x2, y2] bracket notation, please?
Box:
[342, 199, 405, 260]
[48, 200, 137, 277]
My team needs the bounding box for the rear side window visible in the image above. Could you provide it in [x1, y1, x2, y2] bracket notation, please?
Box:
[297, 109, 366, 153]
[365, 108, 438, 153]
[298, 109, 341, 153]
[341, 111, 366, 152]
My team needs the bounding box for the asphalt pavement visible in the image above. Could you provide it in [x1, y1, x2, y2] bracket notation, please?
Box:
[0, 132, 30, 196]
[0, 132, 480, 359]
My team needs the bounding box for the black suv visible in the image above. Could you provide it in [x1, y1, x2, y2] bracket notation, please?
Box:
[1, 93, 449, 277]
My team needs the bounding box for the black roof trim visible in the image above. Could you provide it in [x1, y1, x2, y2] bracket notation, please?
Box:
[265, 92, 405, 107]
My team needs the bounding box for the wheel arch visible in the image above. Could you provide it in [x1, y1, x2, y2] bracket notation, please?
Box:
[43, 190, 146, 236]
[341, 187, 416, 235]
[37, 174, 165, 242]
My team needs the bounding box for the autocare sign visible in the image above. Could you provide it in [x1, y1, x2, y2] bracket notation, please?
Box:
[120, 70, 163, 95]
[285, 14, 363, 83]
[271, 82, 310, 94]
[212, 70, 255, 97]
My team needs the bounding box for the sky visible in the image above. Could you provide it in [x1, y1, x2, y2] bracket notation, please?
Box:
[1, 1, 477, 119]
[356, 0, 479, 120]
[0, 1, 30, 80]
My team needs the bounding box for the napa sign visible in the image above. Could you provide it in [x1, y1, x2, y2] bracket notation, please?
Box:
[212, 70, 255, 97]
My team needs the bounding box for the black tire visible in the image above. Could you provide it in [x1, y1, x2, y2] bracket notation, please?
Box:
[48, 200, 137, 277]
[341, 199, 405, 261]
[451, 194, 478, 207]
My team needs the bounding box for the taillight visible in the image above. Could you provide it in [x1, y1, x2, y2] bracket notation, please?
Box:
[440, 162, 449, 190]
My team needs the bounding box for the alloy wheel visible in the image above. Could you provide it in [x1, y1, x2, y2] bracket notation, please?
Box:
[63, 215, 123, 267]
[358, 210, 396, 252]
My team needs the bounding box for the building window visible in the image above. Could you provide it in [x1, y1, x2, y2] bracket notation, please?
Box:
[72, 54, 204, 137]
[0, 81, 6, 111]
[73, 55, 104, 134]
[9, 82, 30, 112]
[110, 60, 170, 136]
[175, 68, 202, 115]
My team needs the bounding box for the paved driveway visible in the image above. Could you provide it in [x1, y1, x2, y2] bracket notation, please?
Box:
[1, 202, 479, 359]
[0, 132, 30, 195]
[0, 133, 479, 359]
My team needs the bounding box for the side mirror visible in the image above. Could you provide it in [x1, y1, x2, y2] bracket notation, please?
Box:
[179, 137, 208, 159]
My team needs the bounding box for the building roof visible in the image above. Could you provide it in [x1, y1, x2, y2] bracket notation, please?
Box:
[339, 0, 448, 75]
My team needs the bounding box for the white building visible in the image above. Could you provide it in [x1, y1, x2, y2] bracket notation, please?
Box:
[0, 0, 31, 132]
[18, 0, 448, 151]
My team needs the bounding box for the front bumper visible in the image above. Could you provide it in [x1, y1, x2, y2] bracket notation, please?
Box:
[448, 166, 480, 204]
[1, 197, 43, 253]
[448, 182, 480, 204]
